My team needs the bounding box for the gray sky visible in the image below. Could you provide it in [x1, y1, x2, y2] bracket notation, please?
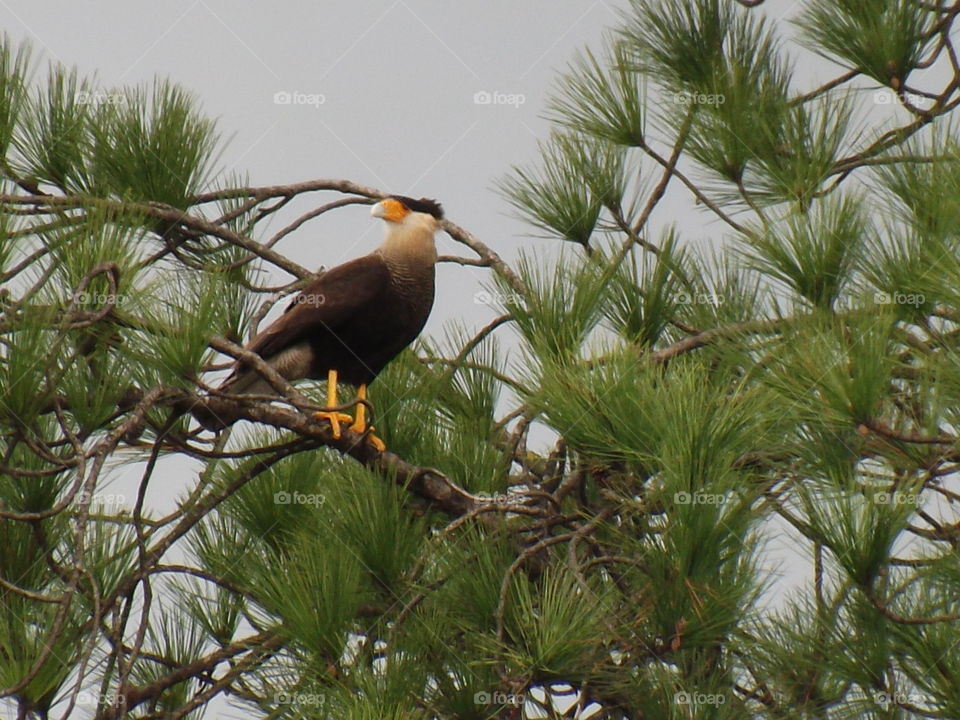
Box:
[1, 0, 820, 330]
[1, 0, 836, 333]
[2, 0, 639, 334]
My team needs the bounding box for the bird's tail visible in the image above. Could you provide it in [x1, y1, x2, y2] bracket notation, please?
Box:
[218, 370, 278, 397]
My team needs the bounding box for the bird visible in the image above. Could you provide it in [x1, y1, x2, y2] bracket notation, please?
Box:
[218, 195, 444, 450]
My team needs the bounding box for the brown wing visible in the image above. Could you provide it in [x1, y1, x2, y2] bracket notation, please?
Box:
[225, 254, 390, 378]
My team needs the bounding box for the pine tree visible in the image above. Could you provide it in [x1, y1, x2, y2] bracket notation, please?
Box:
[2, 0, 960, 717]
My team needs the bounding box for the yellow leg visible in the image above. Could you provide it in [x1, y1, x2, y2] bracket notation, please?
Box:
[349, 384, 386, 451]
[313, 369, 353, 439]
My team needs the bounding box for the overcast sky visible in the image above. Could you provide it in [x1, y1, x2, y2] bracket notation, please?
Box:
[2, 0, 808, 332]
[2, 0, 640, 332]
[0, 0, 837, 336]
[0, 1, 895, 716]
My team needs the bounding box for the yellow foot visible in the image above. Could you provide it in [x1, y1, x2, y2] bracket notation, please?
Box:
[313, 410, 354, 439]
[315, 369, 353, 439]
[348, 383, 386, 450]
[349, 421, 386, 451]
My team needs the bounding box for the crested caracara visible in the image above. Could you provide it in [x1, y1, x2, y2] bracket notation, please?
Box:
[219, 195, 444, 450]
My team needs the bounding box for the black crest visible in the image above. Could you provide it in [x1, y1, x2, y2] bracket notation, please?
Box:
[389, 195, 444, 219]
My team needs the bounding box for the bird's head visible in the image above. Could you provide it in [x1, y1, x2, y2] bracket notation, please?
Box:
[371, 195, 443, 226]
[372, 195, 443, 266]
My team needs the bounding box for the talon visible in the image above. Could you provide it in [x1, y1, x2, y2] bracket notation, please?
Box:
[313, 369, 353, 439]
[346, 415, 387, 450]
[313, 410, 354, 439]
[367, 430, 386, 452]
[349, 384, 387, 451]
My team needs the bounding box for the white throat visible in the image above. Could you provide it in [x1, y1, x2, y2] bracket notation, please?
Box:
[379, 212, 439, 267]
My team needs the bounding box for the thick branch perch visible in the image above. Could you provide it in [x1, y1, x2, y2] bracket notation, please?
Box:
[178, 391, 479, 517]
